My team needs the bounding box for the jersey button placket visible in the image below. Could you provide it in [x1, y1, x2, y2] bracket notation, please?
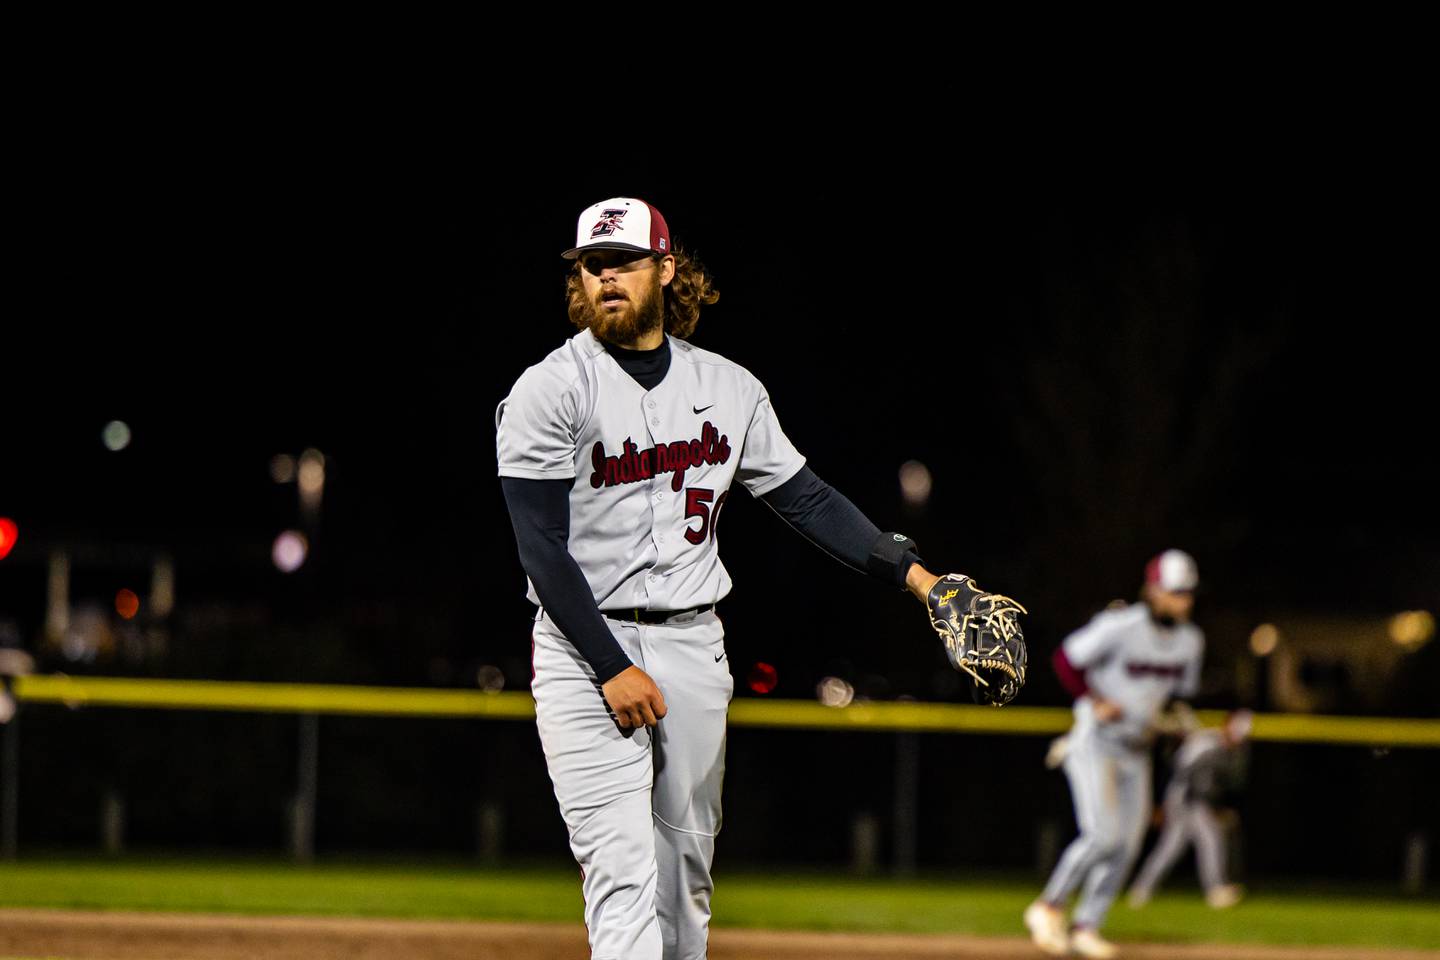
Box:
[642, 393, 664, 606]
[647, 479, 666, 601]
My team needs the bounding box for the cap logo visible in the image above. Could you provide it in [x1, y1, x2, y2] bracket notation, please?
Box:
[658, 237, 667, 251]
[590, 208, 628, 240]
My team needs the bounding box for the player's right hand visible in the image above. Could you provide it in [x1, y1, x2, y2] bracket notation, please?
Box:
[1093, 698, 1124, 724]
[601, 666, 668, 732]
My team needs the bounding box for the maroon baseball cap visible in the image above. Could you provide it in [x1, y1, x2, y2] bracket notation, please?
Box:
[562, 197, 671, 259]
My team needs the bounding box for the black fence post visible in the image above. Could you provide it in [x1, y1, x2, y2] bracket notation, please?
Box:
[893, 731, 918, 876]
[290, 712, 319, 863]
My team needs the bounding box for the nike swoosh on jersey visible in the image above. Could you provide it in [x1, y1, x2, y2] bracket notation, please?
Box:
[714, 652, 726, 662]
[693, 404, 714, 415]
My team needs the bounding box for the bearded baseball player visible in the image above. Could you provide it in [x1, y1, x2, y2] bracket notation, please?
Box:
[1025, 549, 1204, 959]
[496, 197, 1027, 960]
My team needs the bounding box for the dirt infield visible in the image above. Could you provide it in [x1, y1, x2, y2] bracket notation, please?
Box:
[1, 909, 1436, 960]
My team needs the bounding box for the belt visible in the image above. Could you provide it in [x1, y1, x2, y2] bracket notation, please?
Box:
[602, 604, 714, 625]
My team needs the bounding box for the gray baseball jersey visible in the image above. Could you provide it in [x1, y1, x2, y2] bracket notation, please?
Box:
[495, 327, 807, 610]
[1063, 603, 1204, 751]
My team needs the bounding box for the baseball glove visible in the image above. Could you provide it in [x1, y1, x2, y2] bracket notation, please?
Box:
[926, 574, 1028, 706]
[1150, 701, 1199, 738]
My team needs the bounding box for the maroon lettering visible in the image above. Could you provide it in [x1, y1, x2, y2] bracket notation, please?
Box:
[587, 423, 734, 491]
[618, 439, 638, 484]
[1124, 662, 1187, 679]
[669, 441, 692, 491]
[590, 442, 608, 489]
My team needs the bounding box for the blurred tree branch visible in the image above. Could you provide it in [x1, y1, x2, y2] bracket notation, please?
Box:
[1004, 217, 1286, 620]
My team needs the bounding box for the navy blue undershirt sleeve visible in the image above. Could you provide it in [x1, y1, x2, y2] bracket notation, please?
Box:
[499, 476, 633, 683]
[760, 466, 921, 587]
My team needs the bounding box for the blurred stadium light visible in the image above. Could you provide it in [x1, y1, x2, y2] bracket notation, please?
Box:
[101, 420, 131, 452]
[747, 662, 778, 695]
[1388, 610, 1436, 651]
[149, 557, 176, 619]
[0, 518, 16, 560]
[816, 676, 855, 708]
[1250, 622, 1280, 656]
[270, 454, 297, 484]
[272, 531, 308, 573]
[298, 448, 325, 526]
[114, 588, 140, 621]
[476, 665, 505, 693]
[898, 460, 932, 507]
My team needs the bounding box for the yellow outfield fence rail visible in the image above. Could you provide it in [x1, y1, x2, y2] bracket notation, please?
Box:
[12, 674, 1440, 748]
[15, 675, 537, 721]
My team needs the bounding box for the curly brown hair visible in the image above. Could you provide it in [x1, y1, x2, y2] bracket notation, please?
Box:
[566, 245, 719, 340]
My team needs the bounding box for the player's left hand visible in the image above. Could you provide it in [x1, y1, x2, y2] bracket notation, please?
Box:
[1150, 700, 1199, 736]
[925, 573, 1028, 706]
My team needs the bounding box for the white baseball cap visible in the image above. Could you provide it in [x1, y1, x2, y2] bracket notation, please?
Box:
[1144, 548, 1199, 593]
[562, 197, 672, 259]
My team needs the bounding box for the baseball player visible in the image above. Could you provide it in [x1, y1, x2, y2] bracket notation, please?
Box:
[1024, 549, 1204, 959]
[1126, 710, 1251, 910]
[497, 198, 1025, 960]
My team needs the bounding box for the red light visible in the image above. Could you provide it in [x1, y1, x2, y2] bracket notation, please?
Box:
[115, 589, 140, 620]
[0, 518, 16, 560]
[747, 662, 778, 695]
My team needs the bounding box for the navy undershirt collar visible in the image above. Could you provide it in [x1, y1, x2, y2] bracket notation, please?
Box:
[601, 335, 672, 392]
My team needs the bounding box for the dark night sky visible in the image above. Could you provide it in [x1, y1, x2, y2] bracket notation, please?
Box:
[5, 104, 1437, 698]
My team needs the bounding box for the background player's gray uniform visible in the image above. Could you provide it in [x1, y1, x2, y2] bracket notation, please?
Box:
[497, 328, 805, 960]
[1129, 728, 1240, 899]
[1040, 604, 1203, 929]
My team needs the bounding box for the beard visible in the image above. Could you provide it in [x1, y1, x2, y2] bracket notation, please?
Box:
[573, 272, 665, 346]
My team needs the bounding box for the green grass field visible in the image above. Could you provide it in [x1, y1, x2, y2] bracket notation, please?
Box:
[0, 857, 1436, 950]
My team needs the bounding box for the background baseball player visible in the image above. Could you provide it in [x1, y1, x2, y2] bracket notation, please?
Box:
[1127, 709, 1251, 910]
[496, 198, 1025, 960]
[1024, 549, 1204, 959]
